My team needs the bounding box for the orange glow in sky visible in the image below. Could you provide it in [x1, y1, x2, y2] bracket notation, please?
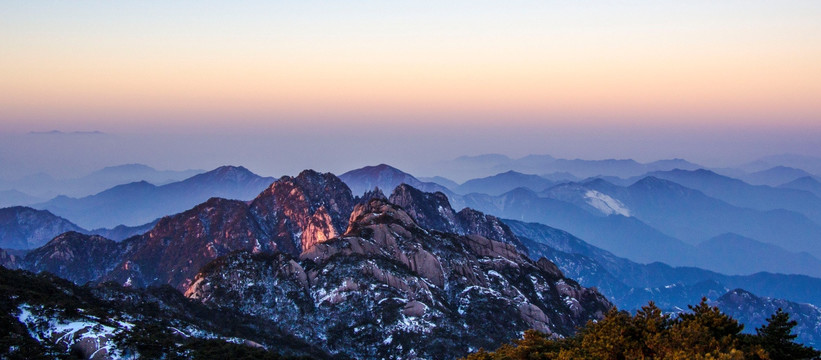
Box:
[1, 1, 820, 133]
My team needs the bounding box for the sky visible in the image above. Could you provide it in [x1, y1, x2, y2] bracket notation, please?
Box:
[1, 1, 820, 178]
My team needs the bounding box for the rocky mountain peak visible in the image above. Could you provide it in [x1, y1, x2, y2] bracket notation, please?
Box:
[25, 231, 122, 285]
[105, 197, 271, 290]
[0, 206, 85, 249]
[344, 197, 419, 234]
[387, 183, 527, 252]
[251, 171, 355, 256]
[388, 183, 459, 233]
[360, 187, 387, 202]
[204, 165, 254, 181]
[189, 191, 611, 359]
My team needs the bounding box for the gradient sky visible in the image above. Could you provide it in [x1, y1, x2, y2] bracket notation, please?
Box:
[1, 1, 820, 178]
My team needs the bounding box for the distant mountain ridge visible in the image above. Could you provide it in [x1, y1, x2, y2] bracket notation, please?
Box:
[453, 170, 555, 195]
[504, 219, 821, 311]
[542, 176, 821, 260]
[0, 189, 42, 207]
[430, 153, 704, 182]
[741, 166, 814, 186]
[781, 176, 821, 197]
[739, 154, 821, 175]
[0, 163, 203, 199]
[337, 164, 821, 277]
[643, 169, 821, 226]
[33, 165, 275, 228]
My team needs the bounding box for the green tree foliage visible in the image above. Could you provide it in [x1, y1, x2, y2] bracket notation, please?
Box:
[463, 299, 820, 360]
[752, 308, 820, 360]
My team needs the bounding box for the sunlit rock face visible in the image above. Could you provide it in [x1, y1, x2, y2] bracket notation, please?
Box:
[250, 170, 355, 255]
[187, 198, 611, 359]
[18, 170, 354, 291]
[104, 197, 273, 290]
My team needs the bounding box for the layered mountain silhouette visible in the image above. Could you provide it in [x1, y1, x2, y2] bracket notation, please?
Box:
[504, 219, 821, 310]
[338, 164, 821, 277]
[739, 154, 821, 175]
[3, 170, 612, 358]
[451, 170, 555, 195]
[4, 163, 821, 355]
[458, 186, 699, 266]
[431, 154, 703, 181]
[0, 163, 203, 199]
[741, 166, 814, 186]
[33, 165, 275, 228]
[781, 176, 821, 197]
[644, 169, 821, 225]
[542, 176, 821, 260]
[0, 189, 42, 207]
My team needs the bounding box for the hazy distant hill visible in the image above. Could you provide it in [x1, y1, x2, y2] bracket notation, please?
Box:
[696, 233, 821, 277]
[780, 176, 821, 197]
[645, 169, 821, 225]
[542, 176, 821, 258]
[458, 187, 699, 266]
[417, 175, 460, 190]
[741, 166, 813, 186]
[505, 219, 821, 310]
[0, 163, 203, 199]
[739, 154, 821, 175]
[0, 189, 42, 207]
[34, 166, 275, 228]
[430, 154, 704, 181]
[454, 170, 554, 195]
[339, 164, 453, 197]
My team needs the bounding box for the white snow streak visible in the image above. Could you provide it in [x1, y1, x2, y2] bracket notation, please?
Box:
[584, 190, 631, 217]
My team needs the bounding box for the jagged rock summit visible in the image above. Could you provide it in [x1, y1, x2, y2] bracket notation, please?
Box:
[187, 196, 610, 359]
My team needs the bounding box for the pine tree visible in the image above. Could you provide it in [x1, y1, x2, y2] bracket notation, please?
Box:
[755, 308, 820, 360]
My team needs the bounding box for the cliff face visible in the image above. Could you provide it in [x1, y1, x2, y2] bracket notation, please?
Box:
[186, 198, 611, 359]
[250, 170, 355, 256]
[388, 184, 527, 253]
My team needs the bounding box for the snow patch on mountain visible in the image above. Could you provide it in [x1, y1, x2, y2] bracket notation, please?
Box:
[584, 190, 631, 217]
[16, 303, 124, 358]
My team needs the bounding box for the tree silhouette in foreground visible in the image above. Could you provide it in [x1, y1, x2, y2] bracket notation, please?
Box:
[753, 308, 820, 360]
